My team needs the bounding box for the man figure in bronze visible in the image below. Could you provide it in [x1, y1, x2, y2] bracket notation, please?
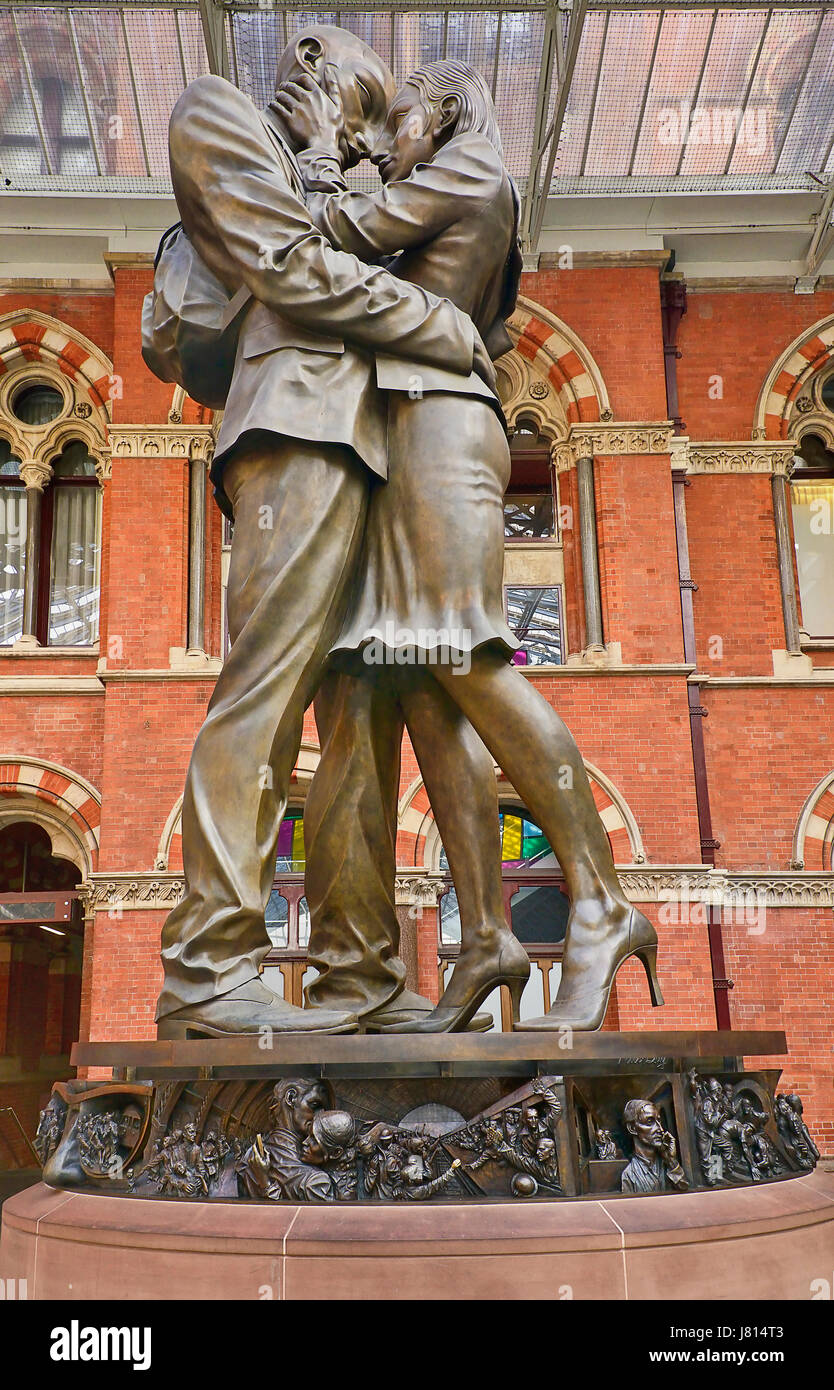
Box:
[151, 28, 663, 1039]
[152, 27, 497, 1038]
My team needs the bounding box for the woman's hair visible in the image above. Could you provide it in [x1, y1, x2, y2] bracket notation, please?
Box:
[406, 59, 503, 156]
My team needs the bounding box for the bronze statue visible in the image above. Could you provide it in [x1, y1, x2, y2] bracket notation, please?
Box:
[146, 27, 662, 1037]
[776, 1092, 819, 1171]
[240, 1079, 339, 1201]
[147, 27, 497, 1038]
[620, 1100, 688, 1194]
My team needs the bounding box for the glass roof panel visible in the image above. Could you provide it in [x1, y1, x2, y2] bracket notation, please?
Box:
[629, 9, 715, 176]
[727, 7, 824, 175]
[775, 8, 834, 176]
[677, 8, 769, 177]
[0, 1, 831, 201]
[582, 10, 662, 177]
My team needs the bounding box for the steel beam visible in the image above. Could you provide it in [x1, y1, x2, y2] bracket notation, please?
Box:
[524, 0, 589, 253]
[805, 181, 834, 278]
[198, 0, 230, 79]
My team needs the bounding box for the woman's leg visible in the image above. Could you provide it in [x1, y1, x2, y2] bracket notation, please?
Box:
[398, 668, 529, 1024]
[430, 647, 657, 1026]
[431, 647, 624, 910]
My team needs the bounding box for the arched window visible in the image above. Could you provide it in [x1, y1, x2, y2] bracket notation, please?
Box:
[504, 425, 556, 540]
[262, 808, 313, 1006]
[0, 434, 101, 647]
[0, 821, 84, 1130]
[792, 430, 834, 640]
[0, 440, 26, 644]
[503, 425, 564, 666]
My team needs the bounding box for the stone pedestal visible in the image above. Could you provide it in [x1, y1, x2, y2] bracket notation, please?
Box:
[3, 1170, 833, 1300]
[6, 1029, 825, 1299]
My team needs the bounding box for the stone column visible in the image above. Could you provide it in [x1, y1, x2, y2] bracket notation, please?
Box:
[575, 453, 604, 649]
[187, 454, 207, 655]
[771, 462, 801, 654]
[17, 458, 51, 647]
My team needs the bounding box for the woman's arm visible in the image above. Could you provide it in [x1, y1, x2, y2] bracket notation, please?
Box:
[301, 137, 503, 261]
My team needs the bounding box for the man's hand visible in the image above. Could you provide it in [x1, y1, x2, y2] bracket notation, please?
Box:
[271, 67, 344, 160]
[472, 333, 498, 395]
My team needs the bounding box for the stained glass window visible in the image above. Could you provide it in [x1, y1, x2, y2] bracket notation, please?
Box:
[275, 807, 305, 870]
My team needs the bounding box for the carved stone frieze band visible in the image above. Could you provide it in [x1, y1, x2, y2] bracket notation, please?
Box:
[108, 425, 215, 463]
[550, 423, 676, 472]
[83, 868, 834, 912]
[550, 433, 798, 477]
[686, 441, 797, 476]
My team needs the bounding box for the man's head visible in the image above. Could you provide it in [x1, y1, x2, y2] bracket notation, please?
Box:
[372, 59, 501, 184]
[623, 1100, 664, 1157]
[274, 25, 393, 168]
[271, 1078, 334, 1137]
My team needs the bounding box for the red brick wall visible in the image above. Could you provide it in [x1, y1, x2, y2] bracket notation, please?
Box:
[678, 287, 834, 440]
[686, 473, 786, 676]
[2, 262, 833, 1157]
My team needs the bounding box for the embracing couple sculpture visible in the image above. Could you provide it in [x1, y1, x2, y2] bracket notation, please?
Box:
[145, 25, 663, 1039]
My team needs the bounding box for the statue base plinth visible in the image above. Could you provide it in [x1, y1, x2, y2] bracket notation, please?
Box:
[3, 1171, 833, 1300]
[20, 1031, 823, 1210]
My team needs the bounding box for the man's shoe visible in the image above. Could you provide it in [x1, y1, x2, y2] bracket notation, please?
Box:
[157, 979, 358, 1038]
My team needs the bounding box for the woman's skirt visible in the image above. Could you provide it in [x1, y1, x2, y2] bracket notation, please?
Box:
[332, 392, 517, 667]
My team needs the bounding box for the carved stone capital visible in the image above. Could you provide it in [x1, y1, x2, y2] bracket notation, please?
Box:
[551, 422, 676, 473]
[18, 458, 52, 490]
[394, 875, 446, 907]
[85, 875, 186, 911]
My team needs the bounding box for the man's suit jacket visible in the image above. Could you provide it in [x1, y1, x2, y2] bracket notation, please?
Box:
[167, 75, 477, 508]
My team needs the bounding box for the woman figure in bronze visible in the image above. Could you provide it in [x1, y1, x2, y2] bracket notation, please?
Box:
[285, 58, 662, 1032]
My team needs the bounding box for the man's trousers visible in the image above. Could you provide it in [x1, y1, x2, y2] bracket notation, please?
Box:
[156, 434, 383, 1018]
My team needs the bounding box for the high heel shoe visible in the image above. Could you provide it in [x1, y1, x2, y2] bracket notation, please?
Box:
[514, 908, 663, 1032]
[384, 935, 530, 1033]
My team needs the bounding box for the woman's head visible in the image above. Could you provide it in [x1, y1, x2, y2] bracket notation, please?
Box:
[372, 58, 502, 184]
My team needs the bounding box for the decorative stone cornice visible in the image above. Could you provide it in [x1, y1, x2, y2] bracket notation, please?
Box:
[85, 876, 185, 912]
[108, 426, 215, 463]
[686, 441, 796, 476]
[551, 423, 676, 472]
[83, 868, 834, 911]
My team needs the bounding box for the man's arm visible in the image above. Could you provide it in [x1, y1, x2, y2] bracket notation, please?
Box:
[168, 76, 475, 376]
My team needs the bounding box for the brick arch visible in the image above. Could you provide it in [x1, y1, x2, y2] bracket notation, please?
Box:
[155, 744, 322, 872]
[0, 756, 101, 877]
[755, 315, 834, 440]
[0, 309, 113, 416]
[168, 385, 215, 427]
[505, 295, 610, 428]
[404, 763, 645, 870]
[793, 772, 834, 871]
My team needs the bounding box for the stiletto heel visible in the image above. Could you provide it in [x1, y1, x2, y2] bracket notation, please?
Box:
[385, 934, 531, 1033]
[515, 907, 665, 1032]
[636, 943, 664, 1007]
[506, 975, 526, 1023]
